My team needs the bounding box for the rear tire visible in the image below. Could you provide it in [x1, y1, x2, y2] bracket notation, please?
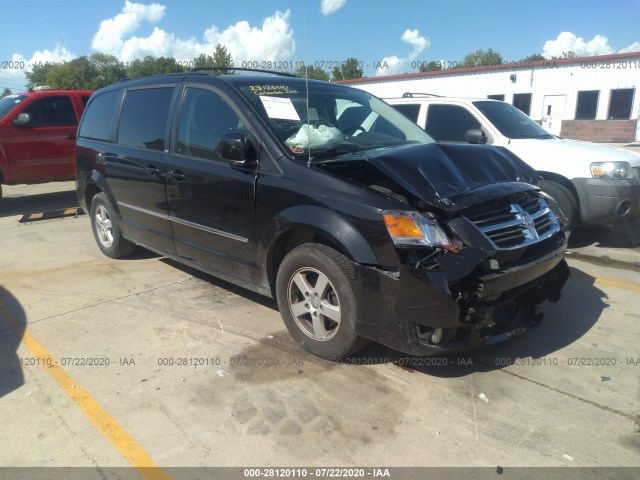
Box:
[538, 180, 578, 231]
[90, 192, 135, 258]
[275, 243, 369, 359]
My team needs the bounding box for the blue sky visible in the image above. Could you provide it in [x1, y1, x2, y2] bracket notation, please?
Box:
[1, 0, 639, 90]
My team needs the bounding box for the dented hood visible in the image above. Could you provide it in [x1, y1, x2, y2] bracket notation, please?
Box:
[321, 143, 539, 212]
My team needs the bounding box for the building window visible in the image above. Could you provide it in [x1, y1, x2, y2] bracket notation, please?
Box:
[487, 94, 504, 101]
[513, 93, 532, 115]
[608, 88, 634, 119]
[575, 90, 599, 120]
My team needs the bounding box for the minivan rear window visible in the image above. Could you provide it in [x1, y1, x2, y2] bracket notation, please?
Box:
[79, 90, 121, 142]
[117, 87, 174, 151]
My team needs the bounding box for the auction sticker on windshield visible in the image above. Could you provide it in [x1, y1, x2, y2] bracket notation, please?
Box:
[259, 95, 300, 120]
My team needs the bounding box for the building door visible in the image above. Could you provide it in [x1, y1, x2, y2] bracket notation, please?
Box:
[541, 95, 566, 135]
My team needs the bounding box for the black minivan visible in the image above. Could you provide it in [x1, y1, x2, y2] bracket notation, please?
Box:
[76, 69, 569, 359]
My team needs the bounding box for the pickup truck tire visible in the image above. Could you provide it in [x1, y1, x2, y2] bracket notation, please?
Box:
[90, 193, 135, 259]
[276, 243, 369, 359]
[538, 180, 578, 231]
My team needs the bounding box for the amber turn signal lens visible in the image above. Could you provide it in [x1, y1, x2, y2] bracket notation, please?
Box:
[383, 214, 423, 238]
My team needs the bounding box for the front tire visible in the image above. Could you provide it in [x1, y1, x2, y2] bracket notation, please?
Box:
[275, 244, 368, 359]
[538, 180, 578, 231]
[90, 192, 135, 258]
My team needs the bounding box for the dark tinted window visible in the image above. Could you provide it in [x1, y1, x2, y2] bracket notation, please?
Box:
[513, 93, 532, 115]
[79, 90, 121, 142]
[23, 96, 77, 126]
[425, 104, 481, 142]
[473, 100, 552, 139]
[177, 88, 244, 161]
[392, 104, 421, 122]
[118, 87, 173, 151]
[0, 94, 26, 120]
[575, 90, 599, 120]
[608, 88, 634, 119]
[487, 94, 505, 101]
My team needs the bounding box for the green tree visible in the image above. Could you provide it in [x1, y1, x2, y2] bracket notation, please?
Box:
[331, 57, 364, 80]
[126, 56, 186, 78]
[193, 44, 234, 72]
[295, 65, 330, 81]
[26, 62, 55, 88]
[552, 51, 576, 59]
[461, 48, 503, 67]
[418, 61, 443, 72]
[519, 53, 546, 62]
[1, 88, 11, 98]
[45, 57, 97, 89]
[89, 53, 127, 88]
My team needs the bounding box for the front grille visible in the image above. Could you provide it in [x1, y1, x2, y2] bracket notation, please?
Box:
[466, 193, 561, 250]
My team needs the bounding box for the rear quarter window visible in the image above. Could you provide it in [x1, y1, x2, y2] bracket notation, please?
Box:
[79, 90, 122, 142]
[392, 103, 421, 123]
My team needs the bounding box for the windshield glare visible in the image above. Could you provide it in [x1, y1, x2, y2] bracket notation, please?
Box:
[0, 94, 26, 120]
[237, 82, 434, 157]
[473, 100, 553, 139]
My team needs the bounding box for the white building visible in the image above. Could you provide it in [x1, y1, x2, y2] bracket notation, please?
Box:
[339, 52, 640, 143]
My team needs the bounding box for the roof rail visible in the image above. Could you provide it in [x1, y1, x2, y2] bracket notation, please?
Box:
[188, 67, 298, 78]
[402, 92, 443, 98]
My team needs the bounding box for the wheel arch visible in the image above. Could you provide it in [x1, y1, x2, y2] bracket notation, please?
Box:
[538, 171, 580, 208]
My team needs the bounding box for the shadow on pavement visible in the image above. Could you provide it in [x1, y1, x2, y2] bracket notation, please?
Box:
[0, 188, 79, 219]
[568, 218, 640, 249]
[0, 286, 27, 397]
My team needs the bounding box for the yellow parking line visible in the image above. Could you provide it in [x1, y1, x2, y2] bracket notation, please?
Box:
[19, 330, 173, 480]
[593, 277, 640, 293]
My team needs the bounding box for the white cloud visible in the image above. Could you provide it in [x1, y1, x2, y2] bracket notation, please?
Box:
[92, 1, 166, 54]
[321, 0, 346, 15]
[543, 32, 612, 57]
[91, 2, 295, 63]
[619, 41, 640, 53]
[0, 45, 76, 91]
[376, 29, 429, 76]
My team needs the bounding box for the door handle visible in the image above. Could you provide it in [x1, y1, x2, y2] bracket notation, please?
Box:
[165, 170, 186, 181]
[145, 166, 161, 176]
[64, 133, 77, 140]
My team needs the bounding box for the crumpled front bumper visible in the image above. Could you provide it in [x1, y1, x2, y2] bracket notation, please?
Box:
[353, 235, 569, 356]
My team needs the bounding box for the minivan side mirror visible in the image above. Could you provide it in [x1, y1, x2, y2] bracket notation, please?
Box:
[218, 133, 254, 167]
[465, 128, 486, 144]
[13, 113, 32, 127]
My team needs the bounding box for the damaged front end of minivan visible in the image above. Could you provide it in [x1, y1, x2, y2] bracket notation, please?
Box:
[318, 143, 570, 355]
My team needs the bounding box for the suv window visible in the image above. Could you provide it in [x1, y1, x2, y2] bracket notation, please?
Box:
[117, 87, 174, 151]
[473, 100, 553, 139]
[0, 95, 26, 120]
[426, 104, 481, 142]
[22, 96, 77, 126]
[177, 88, 244, 160]
[79, 90, 121, 142]
[392, 104, 421, 122]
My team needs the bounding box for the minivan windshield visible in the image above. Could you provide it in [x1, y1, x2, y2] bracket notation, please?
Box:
[473, 100, 555, 139]
[236, 81, 435, 158]
[0, 94, 26, 120]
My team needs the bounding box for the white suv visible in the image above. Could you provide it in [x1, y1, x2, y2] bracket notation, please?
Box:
[385, 93, 640, 229]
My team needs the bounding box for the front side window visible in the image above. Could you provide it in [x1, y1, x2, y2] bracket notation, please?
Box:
[608, 88, 634, 119]
[0, 95, 26, 120]
[575, 90, 599, 120]
[177, 88, 244, 161]
[425, 104, 481, 142]
[473, 100, 553, 139]
[117, 87, 174, 151]
[22, 96, 77, 126]
[392, 103, 421, 122]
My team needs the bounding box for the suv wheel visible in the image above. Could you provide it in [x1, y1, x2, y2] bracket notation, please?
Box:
[90, 192, 135, 258]
[538, 180, 578, 231]
[276, 244, 369, 359]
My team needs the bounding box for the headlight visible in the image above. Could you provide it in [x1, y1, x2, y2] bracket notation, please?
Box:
[590, 161, 633, 179]
[383, 211, 453, 248]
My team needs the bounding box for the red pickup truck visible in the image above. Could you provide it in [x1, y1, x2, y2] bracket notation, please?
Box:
[0, 88, 93, 204]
